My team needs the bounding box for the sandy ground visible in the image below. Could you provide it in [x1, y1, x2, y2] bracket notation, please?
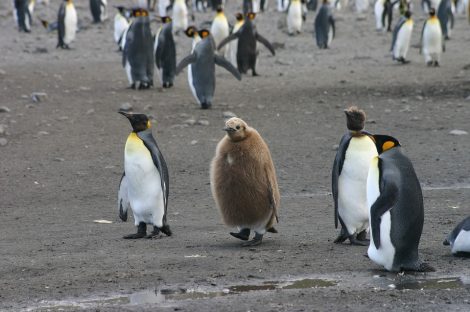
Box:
[0, 0, 469, 311]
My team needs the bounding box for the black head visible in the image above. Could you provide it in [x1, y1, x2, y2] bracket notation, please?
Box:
[119, 111, 151, 132]
[185, 26, 198, 38]
[344, 106, 366, 131]
[132, 8, 149, 17]
[161, 16, 172, 23]
[115, 6, 126, 14]
[199, 29, 210, 39]
[216, 5, 224, 13]
[372, 134, 401, 154]
[429, 8, 436, 16]
[235, 12, 244, 21]
[404, 11, 412, 19]
[247, 12, 256, 20]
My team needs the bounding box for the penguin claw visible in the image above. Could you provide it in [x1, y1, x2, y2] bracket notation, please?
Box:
[230, 231, 250, 241]
[242, 238, 262, 247]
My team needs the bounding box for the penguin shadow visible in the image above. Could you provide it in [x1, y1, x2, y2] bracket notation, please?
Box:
[209, 237, 281, 250]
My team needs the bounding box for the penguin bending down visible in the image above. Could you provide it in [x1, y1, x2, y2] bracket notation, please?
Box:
[332, 107, 377, 246]
[211, 117, 281, 247]
[437, 0, 454, 39]
[57, 0, 78, 49]
[229, 13, 244, 67]
[314, 0, 335, 49]
[217, 13, 275, 76]
[172, 0, 188, 34]
[420, 8, 444, 66]
[154, 16, 176, 88]
[390, 11, 413, 64]
[90, 0, 107, 23]
[210, 5, 230, 56]
[444, 216, 470, 257]
[176, 29, 241, 109]
[118, 111, 171, 239]
[367, 135, 435, 272]
[287, 0, 303, 35]
[114, 6, 129, 51]
[122, 8, 154, 89]
[14, 0, 32, 32]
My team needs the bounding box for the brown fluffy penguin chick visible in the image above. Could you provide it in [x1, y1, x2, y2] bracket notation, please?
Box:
[210, 117, 280, 247]
[344, 106, 366, 132]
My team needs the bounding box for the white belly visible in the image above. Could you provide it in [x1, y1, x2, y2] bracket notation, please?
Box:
[393, 23, 413, 58]
[374, 0, 384, 30]
[172, 2, 188, 31]
[211, 19, 229, 54]
[100, 0, 108, 21]
[114, 15, 129, 43]
[287, 3, 302, 34]
[64, 4, 78, 44]
[159, 0, 170, 17]
[452, 230, 470, 254]
[423, 23, 442, 55]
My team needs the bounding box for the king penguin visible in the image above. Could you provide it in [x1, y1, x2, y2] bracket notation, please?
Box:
[366, 134, 435, 272]
[118, 111, 171, 239]
[14, 0, 32, 32]
[210, 117, 281, 247]
[287, 0, 303, 35]
[172, 0, 188, 34]
[444, 216, 470, 257]
[217, 13, 276, 76]
[390, 11, 413, 64]
[57, 0, 78, 49]
[314, 0, 335, 49]
[176, 29, 241, 109]
[122, 8, 154, 89]
[90, 0, 107, 23]
[114, 6, 129, 51]
[154, 16, 176, 88]
[229, 13, 244, 67]
[374, 0, 394, 31]
[437, 0, 454, 39]
[332, 107, 377, 246]
[210, 5, 230, 56]
[420, 8, 444, 66]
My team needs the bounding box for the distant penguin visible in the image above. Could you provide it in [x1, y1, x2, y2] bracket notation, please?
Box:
[355, 0, 369, 12]
[367, 135, 435, 272]
[444, 216, 470, 257]
[158, 0, 171, 17]
[229, 13, 244, 67]
[421, 8, 444, 66]
[14, 0, 32, 32]
[391, 11, 413, 63]
[332, 107, 377, 246]
[172, 0, 188, 34]
[184, 26, 201, 98]
[307, 0, 318, 11]
[90, 0, 107, 23]
[118, 111, 172, 239]
[437, 0, 454, 39]
[277, 0, 289, 11]
[210, 117, 281, 247]
[57, 0, 78, 49]
[154, 16, 176, 88]
[217, 13, 276, 76]
[314, 0, 335, 49]
[210, 5, 230, 56]
[176, 29, 241, 109]
[114, 6, 129, 51]
[374, 0, 394, 31]
[122, 8, 154, 89]
[287, 0, 303, 35]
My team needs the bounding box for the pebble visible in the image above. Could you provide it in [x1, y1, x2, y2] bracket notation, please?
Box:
[197, 119, 210, 126]
[256, 105, 265, 110]
[332, 144, 339, 151]
[37, 131, 49, 136]
[79, 86, 90, 91]
[120, 103, 133, 112]
[222, 111, 236, 119]
[144, 104, 153, 111]
[31, 92, 48, 103]
[449, 129, 468, 136]
[0, 69, 6, 76]
[184, 119, 196, 126]
[190, 140, 198, 145]
[86, 109, 95, 115]
[0, 138, 7, 146]
[411, 116, 420, 121]
[54, 158, 65, 162]
[399, 105, 411, 112]
[465, 95, 470, 101]
[416, 95, 424, 101]
[384, 109, 392, 113]
[57, 116, 69, 121]
[0, 106, 11, 113]
[0, 124, 5, 135]
[367, 119, 376, 124]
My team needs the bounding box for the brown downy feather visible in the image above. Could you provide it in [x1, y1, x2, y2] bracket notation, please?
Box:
[344, 106, 366, 131]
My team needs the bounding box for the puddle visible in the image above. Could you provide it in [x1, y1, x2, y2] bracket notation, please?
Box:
[393, 277, 469, 291]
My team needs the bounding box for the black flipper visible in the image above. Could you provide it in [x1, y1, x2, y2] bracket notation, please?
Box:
[175, 53, 197, 75]
[155, 30, 164, 69]
[255, 33, 276, 56]
[391, 17, 406, 52]
[57, 2, 66, 48]
[419, 20, 427, 54]
[230, 228, 250, 241]
[214, 54, 242, 80]
[331, 133, 351, 229]
[217, 32, 240, 51]
[329, 16, 335, 39]
[118, 172, 129, 222]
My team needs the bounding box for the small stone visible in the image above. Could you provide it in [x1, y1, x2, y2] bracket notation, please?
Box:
[449, 129, 468, 136]
[31, 92, 48, 103]
[37, 131, 49, 136]
[411, 116, 420, 121]
[179, 113, 189, 118]
[416, 95, 424, 101]
[465, 95, 470, 101]
[184, 119, 196, 126]
[0, 106, 11, 113]
[0, 69, 6, 75]
[256, 105, 265, 110]
[223, 111, 236, 119]
[58, 116, 69, 121]
[0, 138, 7, 146]
[399, 105, 411, 112]
[53, 158, 65, 162]
[120, 103, 133, 112]
[33, 47, 48, 54]
[318, 99, 325, 104]
[384, 109, 392, 113]
[0, 124, 5, 135]
[190, 140, 198, 145]
[86, 109, 95, 115]
[401, 98, 408, 103]
[79, 86, 90, 91]
[304, 111, 313, 115]
[144, 104, 153, 111]
[367, 119, 376, 124]
[197, 119, 210, 126]
[332, 144, 339, 151]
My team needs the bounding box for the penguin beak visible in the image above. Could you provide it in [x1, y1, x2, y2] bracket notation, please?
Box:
[223, 127, 236, 132]
[118, 110, 133, 120]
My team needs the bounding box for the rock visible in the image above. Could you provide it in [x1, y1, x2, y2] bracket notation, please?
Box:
[465, 95, 470, 101]
[190, 140, 198, 145]
[401, 98, 408, 103]
[197, 119, 210, 126]
[37, 131, 49, 136]
[332, 144, 339, 151]
[399, 105, 411, 112]
[0, 106, 11, 113]
[411, 116, 420, 121]
[144, 104, 153, 111]
[53, 157, 65, 162]
[31, 92, 48, 103]
[304, 111, 313, 115]
[79, 86, 91, 91]
[33, 47, 48, 54]
[0, 138, 7, 146]
[57, 116, 69, 121]
[271, 42, 285, 50]
[184, 119, 196, 126]
[256, 105, 265, 110]
[415, 95, 424, 101]
[120, 102, 133, 112]
[86, 109, 95, 115]
[367, 119, 376, 124]
[384, 109, 392, 113]
[449, 129, 468, 136]
[0, 124, 5, 135]
[0, 69, 6, 75]
[222, 111, 236, 119]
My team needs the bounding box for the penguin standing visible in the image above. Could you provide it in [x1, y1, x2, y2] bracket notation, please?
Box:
[154, 16, 176, 88]
[421, 8, 444, 66]
[210, 117, 281, 247]
[390, 11, 413, 63]
[210, 6, 230, 56]
[90, 0, 107, 23]
[229, 13, 244, 67]
[14, 0, 32, 32]
[332, 107, 377, 246]
[287, 0, 303, 35]
[374, 0, 394, 31]
[217, 13, 276, 76]
[57, 0, 78, 49]
[437, 0, 454, 39]
[114, 6, 129, 51]
[444, 216, 470, 257]
[172, 0, 188, 34]
[367, 135, 434, 272]
[277, 0, 289, 11]
[118, 111, 171, 239]
[158, 0, 171, 17]
[176, 29, 241, 109]
[122, 8, 154, 89]
[184, 26, 201, 100]
[314, 0, 335, 49]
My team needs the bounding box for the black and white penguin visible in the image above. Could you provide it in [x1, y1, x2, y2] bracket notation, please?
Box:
[332, 107, 377, 246]
[444, 216, 470, 257]
[90, 0, 107, 23]
[14, 0, 32, 32]
[287, 0, 303, 35]
[154, 16, 176, 88]
[57, 0, 78, 49]
[210, 5, 230, 56]
[314, 0, 335, 49]
[420, 8, 444, 66]
[172, 0, 188, 33]
[118, 111, 171, 239]
[122, 8, 154, 89]
[374, 0, 394, 31]
[437, 0, 454, 39]
[367, 135, 435, 272]
[176, 29, 241, 109]
[114, 6, 129, 51]
[390, 11, 413, 63]
[217, 13, 275, 76]
[229, 13, 244, 67]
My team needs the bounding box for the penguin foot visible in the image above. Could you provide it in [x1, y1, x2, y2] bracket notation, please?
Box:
[349, 237, 369, 246]
[163, 82, 173, 88]
[160, 224, 172, 236]
[267, 227, 278, 233]
[356, 230, 368, 241]
[200, 102, 212, 109]
[426, 61, 433, 67]
[242, 233, 263, 247]
[433, 61, 440, 67]
[333, 233, 348, 244]
[397, 57, 410, 64]
[145, 226, 161, 239]
[123, 222, 146, 239]
[230, 228, 250, 241]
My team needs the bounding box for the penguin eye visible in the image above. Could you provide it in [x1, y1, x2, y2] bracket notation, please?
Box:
[236, 125, 240, 130]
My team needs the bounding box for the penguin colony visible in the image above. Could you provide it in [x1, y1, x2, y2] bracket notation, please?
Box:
[12, 0, 469, 275]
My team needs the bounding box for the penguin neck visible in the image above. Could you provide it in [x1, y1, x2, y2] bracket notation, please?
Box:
[349, 130, 364, 137]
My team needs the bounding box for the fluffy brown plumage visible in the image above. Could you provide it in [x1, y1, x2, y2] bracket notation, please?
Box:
[344, 106, 366, 131]
[210, 117, 280, 244]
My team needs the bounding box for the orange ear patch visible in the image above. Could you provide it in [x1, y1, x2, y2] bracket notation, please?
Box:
[382, 141, 395, 152]
[147, 120, 152, 129]
[199, 29, 210, 38]
[248, 12, 256, 20]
